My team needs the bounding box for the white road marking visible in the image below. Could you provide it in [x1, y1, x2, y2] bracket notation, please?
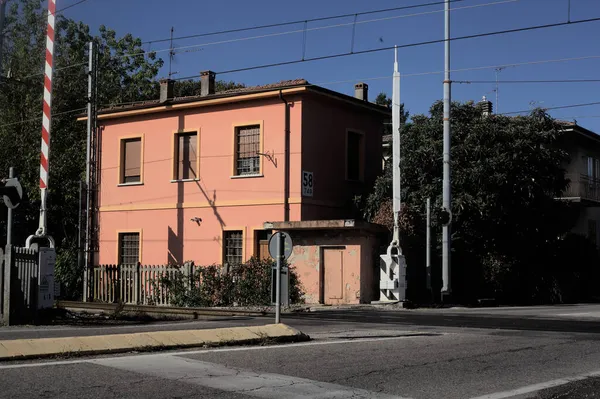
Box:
[0, 334, 436, 370]
[469, 369, 600, 399]
[92, 355, 411, 399]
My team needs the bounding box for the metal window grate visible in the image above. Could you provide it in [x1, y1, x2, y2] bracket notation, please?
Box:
[236, 125, 260, 175]
[224, 230, 243, 266]
[119, 233, 140, 266]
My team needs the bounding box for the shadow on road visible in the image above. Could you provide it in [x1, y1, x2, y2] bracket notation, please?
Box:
[284, 310, 600, 335]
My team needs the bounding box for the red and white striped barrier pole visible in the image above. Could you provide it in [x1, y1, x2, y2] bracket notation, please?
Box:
[28, 0, 56, 248]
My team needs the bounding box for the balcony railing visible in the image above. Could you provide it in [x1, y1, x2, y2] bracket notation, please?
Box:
[563, 174, 600, 203]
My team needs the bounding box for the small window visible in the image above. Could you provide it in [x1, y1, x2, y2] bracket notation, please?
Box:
[121, 138, 142, 184]
[224, 230, 243, 266]
[118, 232, 140, 265]
[347, 131, 363, 181]
[175, 132, 198, 180]
[235, 125, 260, 176]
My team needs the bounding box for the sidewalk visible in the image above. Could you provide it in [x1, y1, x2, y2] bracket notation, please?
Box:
[0, 323, 309, 361]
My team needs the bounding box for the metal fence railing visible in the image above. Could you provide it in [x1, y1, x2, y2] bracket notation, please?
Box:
[91, 263, 192, 306]
[564, 174, 600, 203]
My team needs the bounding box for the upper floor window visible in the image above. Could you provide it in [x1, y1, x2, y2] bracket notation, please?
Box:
[175, 132, 198, 180]
[587, 156, 600, 181]
[346, 130, 364, 181]
[120, 137, 142, 184]
[234, 125, 261, 176]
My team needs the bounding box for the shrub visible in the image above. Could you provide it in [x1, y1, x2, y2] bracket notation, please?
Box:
[151, 257, 305, 307]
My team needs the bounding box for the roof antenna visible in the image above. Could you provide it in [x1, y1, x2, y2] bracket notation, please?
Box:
[168, 27, 175, 79]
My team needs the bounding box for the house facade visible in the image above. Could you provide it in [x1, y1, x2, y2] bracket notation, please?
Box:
[560, 123, 600, 247]
[91, 73, 388, 290]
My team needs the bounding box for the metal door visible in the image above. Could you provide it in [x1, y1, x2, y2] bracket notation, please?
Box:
[322, 248, 344, 304]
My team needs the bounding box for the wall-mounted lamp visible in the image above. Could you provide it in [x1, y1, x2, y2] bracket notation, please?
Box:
[190, 217, 202, 226]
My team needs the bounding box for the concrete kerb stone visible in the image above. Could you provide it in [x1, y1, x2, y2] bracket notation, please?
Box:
[0, 324, 310, 361]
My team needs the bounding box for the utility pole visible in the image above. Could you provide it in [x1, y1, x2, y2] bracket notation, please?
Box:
[0, 0, 7, 78]
[83, 41, 97, 302]
[495, 67, 505, 113]
[6, 167, 14, 246]
[441, 0, 452, 302]
[426, 197, 431, 300]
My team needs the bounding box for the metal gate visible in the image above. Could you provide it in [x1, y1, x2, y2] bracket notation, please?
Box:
[1, 245, 40, 325]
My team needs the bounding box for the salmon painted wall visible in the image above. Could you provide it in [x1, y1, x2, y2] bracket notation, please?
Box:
[98, 95, 304, 265]
[285, 230, 379, 304]
[300, 94, 384, 220]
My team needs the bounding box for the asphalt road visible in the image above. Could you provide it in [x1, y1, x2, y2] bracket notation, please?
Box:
[2, 305, 600, 398]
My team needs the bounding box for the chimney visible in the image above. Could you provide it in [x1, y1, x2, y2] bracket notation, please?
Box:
[478, 95, 493, 116]
[200, 70, 216, 96]
[159, 79, 175, 104]
[354, 82, 368, 102]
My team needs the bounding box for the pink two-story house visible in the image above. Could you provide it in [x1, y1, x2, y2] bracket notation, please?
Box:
[91, 72, 388, 303]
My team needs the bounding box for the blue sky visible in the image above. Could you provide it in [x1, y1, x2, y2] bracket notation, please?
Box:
[62, 0, 600, 131]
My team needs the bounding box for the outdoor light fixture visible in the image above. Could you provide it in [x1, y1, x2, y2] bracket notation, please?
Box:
[190, 217, 202, 226]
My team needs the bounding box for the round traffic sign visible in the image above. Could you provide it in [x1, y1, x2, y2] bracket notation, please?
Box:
[268, 231, 293, 260]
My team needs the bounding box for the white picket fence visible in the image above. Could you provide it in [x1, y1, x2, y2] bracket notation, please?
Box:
[91, 263, 194, 306]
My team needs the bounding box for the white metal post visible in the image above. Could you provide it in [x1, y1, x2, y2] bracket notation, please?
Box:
[442, 0, 452, 302]
[275, 232, 282, 324]
[6, 167, 13, 247]
[426, 197, 431, 292]
[392, 45, 401, 246]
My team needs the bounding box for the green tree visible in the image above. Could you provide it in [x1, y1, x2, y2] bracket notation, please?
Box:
[364, 100, 586, 304]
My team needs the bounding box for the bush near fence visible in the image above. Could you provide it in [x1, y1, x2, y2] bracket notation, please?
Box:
[92, 257, 305, 307]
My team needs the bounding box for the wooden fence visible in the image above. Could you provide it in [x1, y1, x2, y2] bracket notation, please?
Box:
[91, 263, 193, 306]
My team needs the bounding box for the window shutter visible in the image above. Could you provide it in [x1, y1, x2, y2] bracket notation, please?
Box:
[123, 139, 141, 182]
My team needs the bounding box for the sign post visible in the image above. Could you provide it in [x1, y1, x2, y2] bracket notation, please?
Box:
[268, 231, 293, 324]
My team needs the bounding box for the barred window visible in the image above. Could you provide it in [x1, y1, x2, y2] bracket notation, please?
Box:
[224, 230, 243, 266]
[235, 125, 260, 175]
[118, 232, 140, 265]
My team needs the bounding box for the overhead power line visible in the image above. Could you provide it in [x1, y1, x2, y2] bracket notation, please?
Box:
[456, 79, 600, 84]
[501, 101, 600, 115]
[142, 0, 467, 46]
[0, 107, 86, 129]
[204, 16, 600, 77]
[56, 0, 90, 14]
[130, 0, 516, 61]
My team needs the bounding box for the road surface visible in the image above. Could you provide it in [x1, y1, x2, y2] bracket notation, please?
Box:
[2, 305, 600, 398]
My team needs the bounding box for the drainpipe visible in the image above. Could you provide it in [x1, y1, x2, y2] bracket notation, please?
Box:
[279, 90, 290, 222]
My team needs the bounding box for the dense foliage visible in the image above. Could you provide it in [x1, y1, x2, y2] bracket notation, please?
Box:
[363, 100, 599, 304]
[151, 258, 305, 307]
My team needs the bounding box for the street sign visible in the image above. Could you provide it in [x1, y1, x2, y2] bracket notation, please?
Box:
[0, 177, 23, 209]
[302, 171, 313, 197]
[268, 231, 293, 260]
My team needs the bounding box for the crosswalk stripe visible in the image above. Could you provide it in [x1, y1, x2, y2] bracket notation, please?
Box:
[93, 355, 412, 399]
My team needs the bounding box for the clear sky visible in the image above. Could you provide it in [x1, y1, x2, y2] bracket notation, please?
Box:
[62, 0, 600, 131]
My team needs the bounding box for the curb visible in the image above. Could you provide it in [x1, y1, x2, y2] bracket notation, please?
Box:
[0, 324, 310, 362]
[56, 301, 268, 318]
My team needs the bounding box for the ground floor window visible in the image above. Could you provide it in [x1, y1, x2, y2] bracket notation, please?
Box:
[224, 230, 243, 266]
[118, 232, 140, 265]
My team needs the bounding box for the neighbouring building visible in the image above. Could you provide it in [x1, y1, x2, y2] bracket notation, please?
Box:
[558, 121, 600, 247]
[86, 72, 390, 304]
